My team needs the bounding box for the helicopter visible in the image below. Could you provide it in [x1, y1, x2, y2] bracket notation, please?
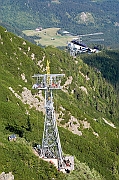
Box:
[67, 32, 104, 56]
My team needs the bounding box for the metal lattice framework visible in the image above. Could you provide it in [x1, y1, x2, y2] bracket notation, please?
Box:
[32, 60, 65, 168]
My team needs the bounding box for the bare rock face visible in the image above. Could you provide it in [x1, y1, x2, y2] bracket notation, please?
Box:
[0, 172, 14, 180]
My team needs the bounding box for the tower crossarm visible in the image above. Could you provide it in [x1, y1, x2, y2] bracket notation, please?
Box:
[32, 74, 64, 90]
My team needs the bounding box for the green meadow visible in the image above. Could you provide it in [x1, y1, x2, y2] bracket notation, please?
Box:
[23, 28, 76, 47]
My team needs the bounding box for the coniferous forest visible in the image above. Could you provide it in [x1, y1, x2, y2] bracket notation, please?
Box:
[0, 0, 119, 48]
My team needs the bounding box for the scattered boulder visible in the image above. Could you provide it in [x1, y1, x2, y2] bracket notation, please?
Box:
[0, 172, 14, 180]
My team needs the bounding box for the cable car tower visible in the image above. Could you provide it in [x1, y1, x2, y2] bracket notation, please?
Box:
[32, 60, 65, 169]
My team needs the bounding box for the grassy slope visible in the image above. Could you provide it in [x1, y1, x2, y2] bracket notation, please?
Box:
[0, 26, 65, 180]
[0, 26, 119, 180]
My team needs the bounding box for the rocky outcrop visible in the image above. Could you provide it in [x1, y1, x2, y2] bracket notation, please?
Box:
[0, 172, 14, 180]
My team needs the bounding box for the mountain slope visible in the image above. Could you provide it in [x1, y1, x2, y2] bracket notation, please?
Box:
[0, 0, 119, 48]
[0, 26, 119, 180]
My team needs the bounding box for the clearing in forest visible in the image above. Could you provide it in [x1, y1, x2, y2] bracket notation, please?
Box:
[23, 28, 76, 48]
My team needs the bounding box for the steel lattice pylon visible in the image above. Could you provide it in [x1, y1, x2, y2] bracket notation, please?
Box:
[32, 60, 65, 169]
